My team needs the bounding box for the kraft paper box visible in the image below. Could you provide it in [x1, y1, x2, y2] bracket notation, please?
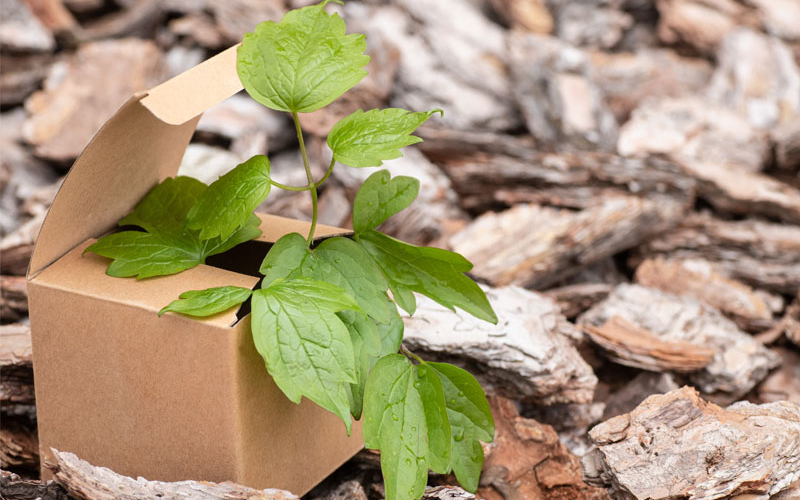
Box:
[26, 45, 364, 495]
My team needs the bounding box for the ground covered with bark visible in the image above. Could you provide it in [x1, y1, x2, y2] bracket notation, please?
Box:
[2, 0, 800, 499]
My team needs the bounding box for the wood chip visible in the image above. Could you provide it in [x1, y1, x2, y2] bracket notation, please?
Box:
[578, 284, 780, 400]
[508, 31, 618, 150]
[583, 387, 800, 500]
[0, 470, 70, 500]
[0, 416, 39, 471]
[449, 194, 686, 290]
[23, 38, 166, 162]
[708, 28, 800, 129]
[632, 212, 800, 295]
[0, 0, 55, 52]
[478, 396, 612, 500]
[486, 0, 553, 34]
[48, 449, 298, 500]
[543, 283, 613, 320]
[402, 287, 597, 405]
[583, 316, 715, 373]
[1, 276, 28, 324]
[634, 258, 778, 332]
[0, 324, 34, 405]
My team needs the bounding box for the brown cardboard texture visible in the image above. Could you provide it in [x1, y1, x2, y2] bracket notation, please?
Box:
[26, 45, 364, 495]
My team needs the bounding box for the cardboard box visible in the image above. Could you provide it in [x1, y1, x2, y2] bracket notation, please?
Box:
[26, 45, 364, 495]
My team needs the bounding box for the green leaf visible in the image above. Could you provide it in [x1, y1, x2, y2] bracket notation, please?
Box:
[237, 0, 370, 113]
[250, 277, 362, 433]
[314, 237, 393, 324]
[363, 355, 429, 500]
[186, 155, 271, 240]
[260, 233, 394, 325]
[415, 364, 452, 474]
[87, 212, 262, 280]
[339, 311, 382, 419]
[86, 231, 203, 279]
[328, 108, 442, 168]
[158, 286, 253, 317]
[119, 176, 207, 235]
[428, 362, 494, 493]
[376, 300, 404, 355]
[356, 230, 497, 323]
[352, 170, 419, 234]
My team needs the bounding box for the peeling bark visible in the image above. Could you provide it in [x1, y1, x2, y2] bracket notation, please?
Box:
[631, 212, 800, 295]
[403, 287, 596, 405]
[47, 449, 298, 500]
[578, 284, 780, 400]
[583, 387, 800, 500]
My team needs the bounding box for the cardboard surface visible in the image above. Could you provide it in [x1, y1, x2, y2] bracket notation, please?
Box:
[27, 44, 365, 495]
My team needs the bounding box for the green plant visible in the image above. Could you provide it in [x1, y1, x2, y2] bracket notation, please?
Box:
[87, 2, 498, 498]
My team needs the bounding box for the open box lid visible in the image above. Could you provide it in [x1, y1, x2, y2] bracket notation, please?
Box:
[28, 46, 246, 278]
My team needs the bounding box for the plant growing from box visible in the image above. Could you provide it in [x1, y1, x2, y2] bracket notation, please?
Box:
[85, 2, 497, 498]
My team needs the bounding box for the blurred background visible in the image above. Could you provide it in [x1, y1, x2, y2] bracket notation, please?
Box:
[2, 0, 800, 498]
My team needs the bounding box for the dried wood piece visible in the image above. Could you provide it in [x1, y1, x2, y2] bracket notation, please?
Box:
[478, 396, 612, 500]
[709, 29, 800, 129]
[579, 284, 780, 400]
[80, 0, 162, 41]
[48, 449, 298, 500]
[554, 1, 632, 50]
[310, 480, 368, 500]
[773, 117, 800, 172]
[544, 283, 613, 320]
[486, 0, 553, 34]
[655, 0, 756, 56]
[449, 194, 686, 290]
[508, 31, 618, 150]
[1, 277, 28, 324]
[634, 258, 778, 332]
[756, 347, 800, 406]
[583, 387, 800, 500]
[343, 2, 519, 131]
[0, 0, 55, 52]
[618, 96, 770, 173]
[583, 316, 715, 373]
[23, 38, 166, 162]
[433, 149, 694, 213]
[24, 0, 82, 43]
[333, 148, 467, 246]
[601, 372, 680, 421]
[403, 287, 596, 405]
[0, 470, 70, 500]
[632, 212, 800, 295]
[590, 49, 713, 122]
[416, 126, 538, 162]
[0, 416, 39, 471]
[0, 324, 34, 405]
[0, 53, 54, 107]
[422, 486, 476, 500]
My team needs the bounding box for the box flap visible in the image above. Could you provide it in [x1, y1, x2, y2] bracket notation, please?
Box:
[141, 45, 243, 126]
[29, 45, 246, 278]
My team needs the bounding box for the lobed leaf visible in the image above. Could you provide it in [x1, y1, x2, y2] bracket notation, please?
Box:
[250, 277, 362, 433]
[86, 231, 203, 279]
[356, 230, 497, 323]
[352, 170, 419, 234]
[339, 310, 382, 419]
[328, 108, 442, 168]
[119, 176, 207, 235]
[363, 355, 429, 500]
[158, 286, 253, 317]
[428, 362, 494, 492]
[186, 155, 272, 240]
[237, 0, 370, 113]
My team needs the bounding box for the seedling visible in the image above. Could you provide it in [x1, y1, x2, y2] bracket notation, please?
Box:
[86, 2, 498, 498]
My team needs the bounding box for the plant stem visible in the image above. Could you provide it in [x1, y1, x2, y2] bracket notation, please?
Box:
[269, 158, 336, 192]
[401, 345, 424, 364]
[293, 111, 318, 246]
